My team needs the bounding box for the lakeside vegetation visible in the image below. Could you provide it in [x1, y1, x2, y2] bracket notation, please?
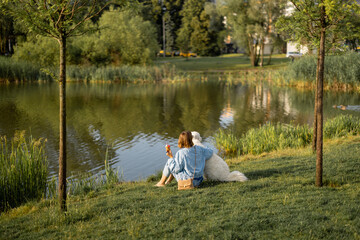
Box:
[1, 135, 359, 239]
[215, 115, 360, 156]
[0, 56, 188, 83]
[277, 52, 360, 91]
[0, 131, 48, 212]
[0, 131, 122, 212]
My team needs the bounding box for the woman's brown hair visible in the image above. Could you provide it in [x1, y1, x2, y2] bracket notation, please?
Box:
[178, 131, 194, 148]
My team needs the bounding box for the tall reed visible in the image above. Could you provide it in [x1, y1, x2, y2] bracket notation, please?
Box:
[67, 147, 122, 196]
[0, 131, 48, 211]
[0, 56, 52, 82]
[324, 114, 360, 138]
[215, 115, 360, 156]
[67, 64, 188, 82]
[278, 52, 360, 88]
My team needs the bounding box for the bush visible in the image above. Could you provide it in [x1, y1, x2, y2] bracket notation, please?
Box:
[0, 131, 48, 212]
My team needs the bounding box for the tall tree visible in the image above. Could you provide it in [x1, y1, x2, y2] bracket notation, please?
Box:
[3, 0, 117, 211]
[0, 3, 15, 55]
[220, 0, 286, 66]
[177, 0, 224, 56]
[276, 0, 360, 187]
[142, 0, 185, 52]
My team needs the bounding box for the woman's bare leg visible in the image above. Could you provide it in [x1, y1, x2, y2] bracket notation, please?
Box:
[155, 174, 167, 187]
[165, 174, 174, 184]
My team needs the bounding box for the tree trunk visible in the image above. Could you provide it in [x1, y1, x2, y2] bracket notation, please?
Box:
[315, 5, 326, 187]
[259, 39, 264, 67]
[248, 37, 258, 67]
[58, 35, 67, 211]
[312, 48, 321, 152]
[267, 46, 274, 65]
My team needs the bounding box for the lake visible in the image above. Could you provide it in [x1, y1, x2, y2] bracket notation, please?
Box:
[1, 77, 359, 181]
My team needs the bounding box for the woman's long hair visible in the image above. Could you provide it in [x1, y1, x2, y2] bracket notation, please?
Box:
[178, 131, 194, 148]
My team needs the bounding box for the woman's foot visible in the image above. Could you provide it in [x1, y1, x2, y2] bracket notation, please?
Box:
[154, 182, 165, 187]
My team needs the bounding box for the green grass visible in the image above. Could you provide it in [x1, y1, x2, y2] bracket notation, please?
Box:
[215, 115, 360, 157]
[0, 131, 48, 212]
[154, 54, 290, 72]
[0, 136, 359, 239]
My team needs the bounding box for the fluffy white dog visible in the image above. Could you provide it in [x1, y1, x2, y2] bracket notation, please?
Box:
[192, 131, 248, 182]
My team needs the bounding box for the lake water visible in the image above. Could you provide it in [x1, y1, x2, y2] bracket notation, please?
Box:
[1, 77, 360, 181]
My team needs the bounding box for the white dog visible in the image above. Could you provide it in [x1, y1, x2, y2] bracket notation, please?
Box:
[192, 131, 248, 182]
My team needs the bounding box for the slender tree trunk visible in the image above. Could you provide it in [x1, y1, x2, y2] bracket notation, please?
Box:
[312, 48, 320, 152]
[58, 35, 67, 211]
[267, 46, 274, 65]
[260, 39, 264, 67]
[315, 5, 326, 187]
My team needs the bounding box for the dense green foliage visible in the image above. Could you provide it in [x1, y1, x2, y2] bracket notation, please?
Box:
[177, 0, 225, 56]
[219, 0, 287, 66]
[75, 8, 159, 65]
[11, 8, 159, 67]
[276, 0, 360, 53]
[278, 52, 360, 87]
[215, 114, 360, 156]
[0, 132, 48, 212]
[0, 137, 359, 238]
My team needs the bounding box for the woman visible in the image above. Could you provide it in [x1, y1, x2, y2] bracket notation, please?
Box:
[155, 131, 213, 187]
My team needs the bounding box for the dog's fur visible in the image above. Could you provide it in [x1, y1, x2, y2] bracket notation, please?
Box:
[192, 131, 248, 182]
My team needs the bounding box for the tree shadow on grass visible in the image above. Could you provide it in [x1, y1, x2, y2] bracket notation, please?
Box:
[244, 165, 301, 180]
[199, 181, 225, 189]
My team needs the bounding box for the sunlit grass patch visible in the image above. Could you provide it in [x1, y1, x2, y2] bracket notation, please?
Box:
[1, 137, 359, 239]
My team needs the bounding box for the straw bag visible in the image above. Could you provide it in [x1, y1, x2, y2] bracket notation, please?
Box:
[178, 146, 196, 190]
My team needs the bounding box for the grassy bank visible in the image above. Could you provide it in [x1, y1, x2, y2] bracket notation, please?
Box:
[1, 136, 359, 239]
[155, 54, 290, 72]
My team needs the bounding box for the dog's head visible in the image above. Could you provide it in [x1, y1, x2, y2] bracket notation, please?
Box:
[191, 131, 202, 142]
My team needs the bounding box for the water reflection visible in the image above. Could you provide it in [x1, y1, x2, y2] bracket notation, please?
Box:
[0, 79, 360, 181]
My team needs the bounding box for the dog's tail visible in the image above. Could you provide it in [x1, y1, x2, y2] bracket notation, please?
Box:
[226, 171, 248, 182]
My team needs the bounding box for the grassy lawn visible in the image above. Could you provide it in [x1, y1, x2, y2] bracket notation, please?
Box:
[1, 136, 359, 239]
[154, 54, 290, 72]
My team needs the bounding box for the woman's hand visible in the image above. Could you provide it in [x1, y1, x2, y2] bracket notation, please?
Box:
[166, 149, 173, 158]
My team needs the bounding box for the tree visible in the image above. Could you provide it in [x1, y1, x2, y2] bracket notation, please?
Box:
[0, 3, 15, 55]
[276, 0, 360, 187]
[3, 0, 117, 211]
[177, 0, 224, 56]
[220, 0, 287, 66]
[142, 0, 185, 53]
